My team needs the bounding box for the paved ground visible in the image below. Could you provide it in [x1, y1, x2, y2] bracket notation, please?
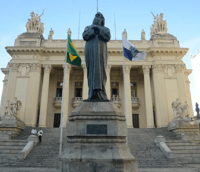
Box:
[0, 167, 199, 172]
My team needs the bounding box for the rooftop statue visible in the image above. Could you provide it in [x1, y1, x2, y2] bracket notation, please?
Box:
[82, 12, 111, 100]
[26, 10, 45, 34]
[122, 29, 127, 39]
[150, 12, 168, 36]
[48, 28, 54, 40]
[141, 29, 145, 40]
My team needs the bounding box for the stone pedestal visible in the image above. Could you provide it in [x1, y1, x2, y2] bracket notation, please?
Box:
[0, 115, 25, 140]
[168, 117, 199, 140]
[56, 101, 138, 172]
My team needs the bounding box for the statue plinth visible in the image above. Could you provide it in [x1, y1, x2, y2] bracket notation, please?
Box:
[56, 101, 138, 172]
[168, 117, 199, 140]
[0, 115, 25, 140]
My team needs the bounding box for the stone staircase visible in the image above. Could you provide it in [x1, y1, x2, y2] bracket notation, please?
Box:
[0, 140, 27, 163]
[166, 140, 200, 163]
[0, 127, 184, 168]
[1, 128, 68, 168]
[127, 128, 183, 168]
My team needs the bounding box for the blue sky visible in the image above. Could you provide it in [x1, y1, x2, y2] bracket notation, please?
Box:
[0, 0, 200, 113]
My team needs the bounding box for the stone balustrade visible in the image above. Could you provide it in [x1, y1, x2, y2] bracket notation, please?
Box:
[111, 97, 121, 108]
[131, 97, 140, 109]
[53, 97, 62, 109]
[72, 97, 83, 108]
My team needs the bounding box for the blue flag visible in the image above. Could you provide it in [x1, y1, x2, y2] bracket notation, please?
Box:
[122, 36, 146, 61]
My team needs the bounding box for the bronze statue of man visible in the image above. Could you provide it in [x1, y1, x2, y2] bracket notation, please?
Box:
[82, 12, 111, 100]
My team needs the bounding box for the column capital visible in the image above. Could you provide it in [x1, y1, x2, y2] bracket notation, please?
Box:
[63, 63, 71, 73]
[175, 64, 185, 73]
[30, 63, 41, 72]
[3, 79, 8, 84]
[152, 64, 164, 73]
[142, 65, 151, 74]
[8, 63, 20, 72]
[124, 65, 131, 74]
[1, 68, 9, 75]
[43, 64, 52, 73]
[106, 64, 111, 73]
[82, 64, 87, 73]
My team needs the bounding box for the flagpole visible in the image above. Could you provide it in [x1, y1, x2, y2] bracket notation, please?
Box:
[59, 31, 69, 156]
[122, 35, 127, 124]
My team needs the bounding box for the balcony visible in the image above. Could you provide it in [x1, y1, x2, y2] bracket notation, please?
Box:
[72, 97, 83, 108]
[111, 96, 121, 108]
[53, 97, 62, 109]
[132, 97, 140, 109]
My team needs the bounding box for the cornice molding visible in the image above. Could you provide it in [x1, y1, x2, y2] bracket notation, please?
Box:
[6, 46, 188, 58]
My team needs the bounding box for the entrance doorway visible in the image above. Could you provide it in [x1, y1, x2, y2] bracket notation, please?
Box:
[54, 113, 61, 128]
[132, 114, 139, 128]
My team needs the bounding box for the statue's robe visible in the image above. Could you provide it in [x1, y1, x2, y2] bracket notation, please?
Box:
[83, 25, 111, 100]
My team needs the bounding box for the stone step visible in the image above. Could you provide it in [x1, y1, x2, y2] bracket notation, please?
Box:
[169, 145, 200, 149]
[0, 150, 20, 154]
[0, 145, 24, 150]
[0, 127, 182, 168]
[167, 142, 199, 146]
[0, 142, 26, 146]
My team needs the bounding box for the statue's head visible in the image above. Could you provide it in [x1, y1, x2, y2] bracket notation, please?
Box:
[160, 13, 164, 19]
[93, 12, 105, 26]
[31, 11, 35, 17]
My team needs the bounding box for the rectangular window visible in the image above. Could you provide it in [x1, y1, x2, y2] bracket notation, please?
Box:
[54, 113, 61, 128]
[131, 82, 137, 97]
[111, 82, 119, 98]
[56, 88, 62, 97]
[75, 88, 82, 97]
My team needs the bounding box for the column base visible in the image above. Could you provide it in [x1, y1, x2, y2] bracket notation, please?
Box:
[147, 125, 155, 128]
[127, 124, 133, 128]
[156, 124, 168, 128]
[38, 124, 46, 128]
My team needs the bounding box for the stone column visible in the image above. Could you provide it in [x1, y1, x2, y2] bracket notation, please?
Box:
[0, 68, 9, 116]
[143, 65, 154, 128]
[184, 69, 193, 117]
[105, 65, 111, 100]
[39, 65, 52, 127]
[124, 65, 133, 128]
[152, 64, 169, 127]
[82, 64, 88, 100]
[63, 64, 71, 127]
[175, 64, 187, 103]
[25, 64, 42, 127]
[6, 63, 19, 102]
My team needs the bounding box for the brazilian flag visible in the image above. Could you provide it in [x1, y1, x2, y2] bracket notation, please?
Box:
[66, 35, 81, 66]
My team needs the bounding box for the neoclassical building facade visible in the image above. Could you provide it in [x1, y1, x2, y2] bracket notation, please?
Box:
[0, 12, 193, 128]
